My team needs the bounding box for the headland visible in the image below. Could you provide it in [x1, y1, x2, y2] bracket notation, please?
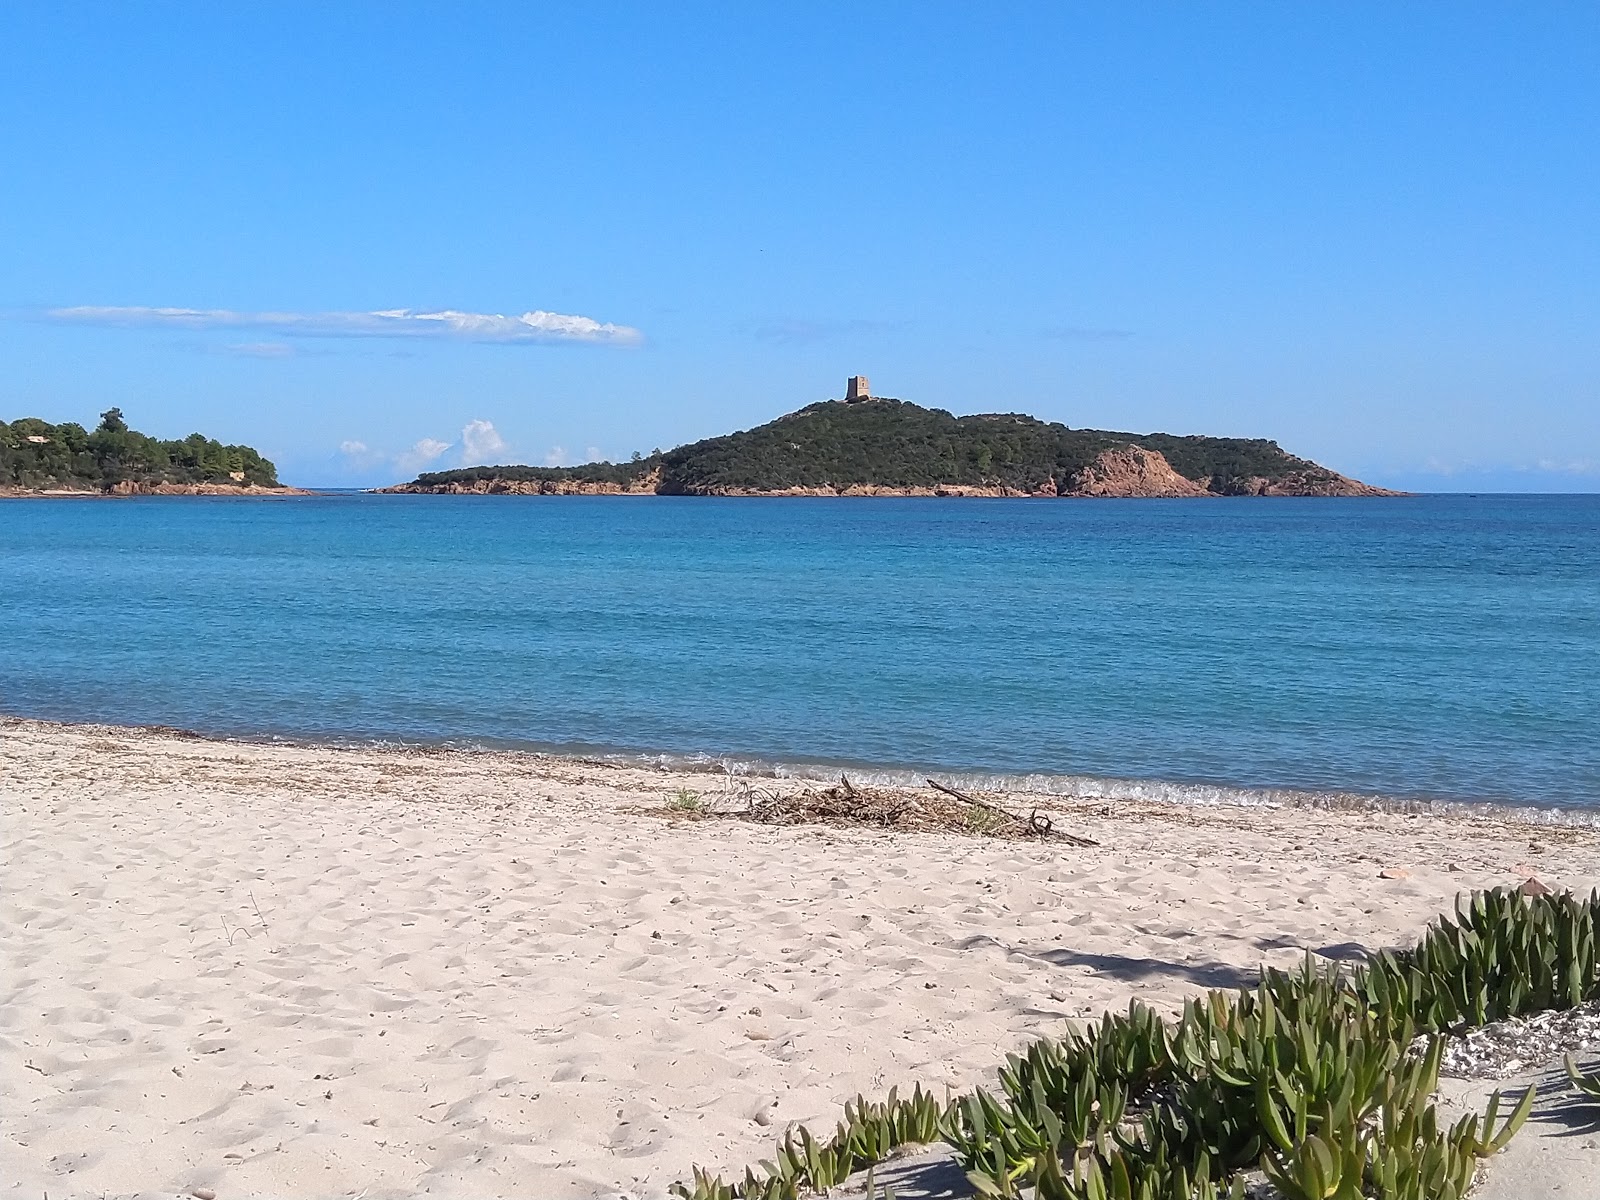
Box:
[382, 391, 1400, 498]
[0, 408, 304, 496]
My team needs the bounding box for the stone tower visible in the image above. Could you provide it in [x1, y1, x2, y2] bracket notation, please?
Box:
[845, 375, 871, 402]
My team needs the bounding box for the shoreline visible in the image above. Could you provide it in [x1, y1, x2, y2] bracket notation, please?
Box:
[5, 717, 1598, 1198]
[0, 483, 317, 498]
[375, 482, 1406, 498]
[4, 713, 1594, 827]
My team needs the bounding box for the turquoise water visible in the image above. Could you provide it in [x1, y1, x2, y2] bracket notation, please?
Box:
[2, 495, 1597, 811]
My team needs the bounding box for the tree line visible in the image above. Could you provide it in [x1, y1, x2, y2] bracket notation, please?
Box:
[0, 408, 280, 490]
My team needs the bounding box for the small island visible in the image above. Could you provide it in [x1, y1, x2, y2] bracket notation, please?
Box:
[0, 409, 302, 496]
[384, 383, 1399, 498]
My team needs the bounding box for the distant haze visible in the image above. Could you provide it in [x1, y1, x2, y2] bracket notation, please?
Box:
[1, 6, 1595, 490]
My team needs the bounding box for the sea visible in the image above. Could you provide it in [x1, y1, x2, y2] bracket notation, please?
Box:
[2, 494, 1597, 814]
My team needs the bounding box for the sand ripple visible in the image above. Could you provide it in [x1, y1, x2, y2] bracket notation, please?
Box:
[4, 719, 1598, 1198]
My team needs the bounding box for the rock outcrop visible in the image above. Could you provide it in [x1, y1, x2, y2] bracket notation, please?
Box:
[106, 481, 314, 497]
[1, 482, 312, 498]
[1214, 470, 1403, 498]
[381, 468, 663, 496]
[380, 452, 1401, 498]
[1063, 447, 1212, 498]
[657, 479, 1057, 498]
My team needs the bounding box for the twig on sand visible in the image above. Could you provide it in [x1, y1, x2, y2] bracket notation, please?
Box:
[250, 889, 270, 935]
[926, 778, 1010, 817]
[926, 778, 1099, 848]
[636, 772, 1101, 842]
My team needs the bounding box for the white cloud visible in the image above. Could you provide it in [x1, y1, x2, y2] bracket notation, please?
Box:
[584, 446, 604, 463]
[46, 304, 642, 346]
[543, 446, 569, 467]
[336, 439, 389, 471]
[339, 418, 527, 477]
[395, 437, 453, 473]
[460, 419, 508, 464]
[1535, 458, 1596, 475]
[1420, 455, 1598, 478]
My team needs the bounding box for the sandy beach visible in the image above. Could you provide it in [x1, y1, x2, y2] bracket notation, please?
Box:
[3, 718, 1598, 1200]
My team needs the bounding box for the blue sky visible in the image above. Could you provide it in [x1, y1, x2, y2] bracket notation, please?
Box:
[2, 4, 1596, 490]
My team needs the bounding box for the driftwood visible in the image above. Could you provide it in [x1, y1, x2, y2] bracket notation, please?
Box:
[638, 774, 1101, 844]
[643, 777, 1101, 844]
[927, 778, 1099, 848]
[925, 778, 1013, 818]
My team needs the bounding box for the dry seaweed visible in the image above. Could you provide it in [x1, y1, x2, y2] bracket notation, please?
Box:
[1429, 999, 1600, 1080]
[643, 776, 1098, 845]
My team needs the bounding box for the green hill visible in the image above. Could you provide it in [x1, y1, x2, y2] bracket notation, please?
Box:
[393, 397, 1393, 497]
[1, 408, 281, 492]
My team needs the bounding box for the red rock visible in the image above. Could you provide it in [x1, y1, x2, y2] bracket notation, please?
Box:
[1066, 447, 1211, 498]
[1518, 877, 1551, 897]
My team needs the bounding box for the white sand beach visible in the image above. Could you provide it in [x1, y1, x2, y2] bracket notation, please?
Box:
[3, 718, 1598, 1199]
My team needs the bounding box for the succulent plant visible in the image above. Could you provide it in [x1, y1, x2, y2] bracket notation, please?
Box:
[670, 889, 1591, 1200]
[1566, 1055, 1600, 1129]
[668, 1084, 949, 1200]
[1260, 1130, 1367, 1200]
[1359, 888, 1600, 1034]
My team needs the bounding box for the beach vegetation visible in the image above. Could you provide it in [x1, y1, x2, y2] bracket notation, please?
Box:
[667, 788, 706, 815]
[0, 410, 280, 491]
[672, 887, 1599, 1200]
[672, 1086, 947, 1200]
[1359, 885, 1600, 1033]
[962, 805, 1005, 835]
[1568, 1056, 1600, 1120]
